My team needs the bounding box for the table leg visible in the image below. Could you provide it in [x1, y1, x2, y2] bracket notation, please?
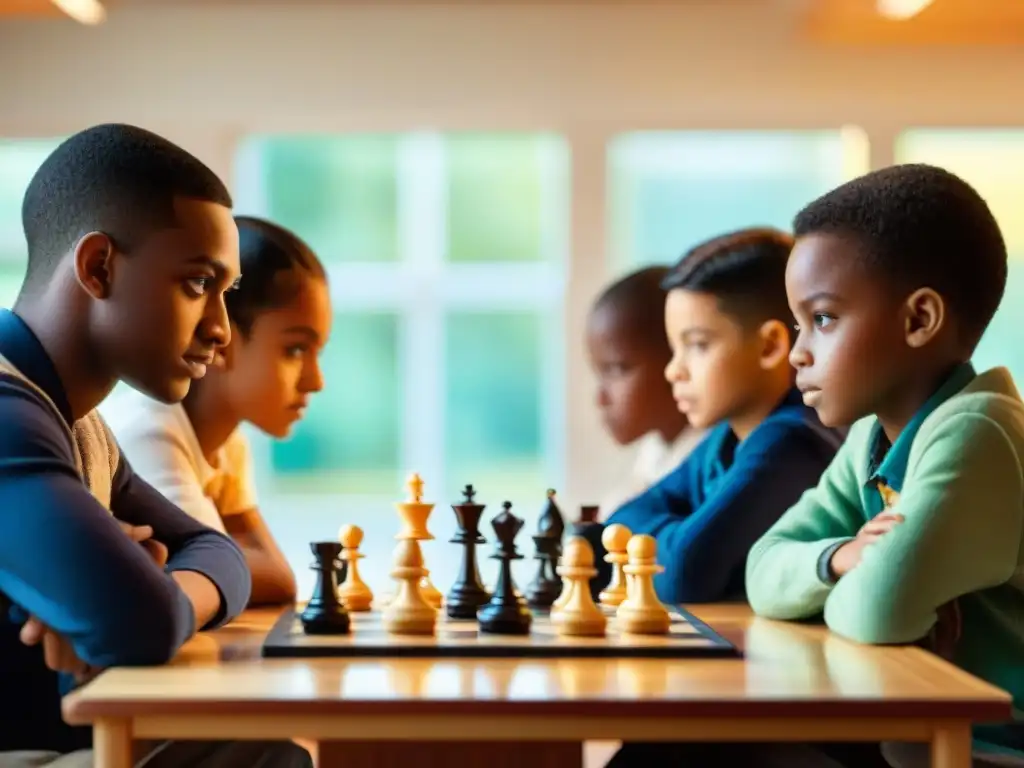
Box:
[93, 718, 133, 768]
[931, 722, 972, 768]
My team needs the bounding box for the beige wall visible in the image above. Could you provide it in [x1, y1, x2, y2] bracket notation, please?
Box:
[1, 0, 1021, 506]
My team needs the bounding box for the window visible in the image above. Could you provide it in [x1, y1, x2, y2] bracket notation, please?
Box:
[895, 129, 1024, 384]
[233, 133, 569, 595]
[608, 129, 870, 269]
[0, 139, 60, 308]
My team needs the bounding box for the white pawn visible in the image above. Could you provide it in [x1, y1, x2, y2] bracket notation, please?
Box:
[553, 537, 606, 637]
[616, 534, 670, 635]
[598, 524, 631, 608]
[383, 539, 436, 635]
[338, 524, 373, 612]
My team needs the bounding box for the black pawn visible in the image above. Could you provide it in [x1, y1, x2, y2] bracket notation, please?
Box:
[300, 541, 351, 635]
[447, 484, 491, 620]
[525, 489, 565, 609]
[477, 501, 532, 635]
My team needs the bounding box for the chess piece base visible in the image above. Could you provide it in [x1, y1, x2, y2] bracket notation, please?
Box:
[616, 607, 670, 635]
[598, 585, 627, 607]
[420, 574, 443, 609]
[339, 588, 373, 612]
[300, 605, 351, 635]
[554, 608, 607, 637]
[477, 602, 532, 635]
[445, 584, 491, 620]
[383, 607, 436, 636]
[525, 577, 562, 610]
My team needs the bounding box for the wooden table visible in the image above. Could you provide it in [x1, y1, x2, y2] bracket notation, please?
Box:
[62, 604, 1011, 768]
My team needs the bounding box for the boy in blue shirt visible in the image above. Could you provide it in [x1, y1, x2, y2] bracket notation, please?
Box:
[579, 227, 843, 605]
[0, 124, 311, 767]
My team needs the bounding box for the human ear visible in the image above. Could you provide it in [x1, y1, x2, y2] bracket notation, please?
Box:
[903, 288, 945, 348]
[73, 232, 116, 299]
[757, 318, 791, 370]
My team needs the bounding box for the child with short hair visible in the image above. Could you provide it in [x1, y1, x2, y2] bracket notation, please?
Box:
[103, 215, 331, 607]
[0, 124, 310, 767]
[580, 227, 843, 607]
[747, 163, 1024, 767]
[586, 266, 705, 519]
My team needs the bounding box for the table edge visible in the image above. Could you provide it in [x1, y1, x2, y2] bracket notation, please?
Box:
[62, 696, 1013, 725]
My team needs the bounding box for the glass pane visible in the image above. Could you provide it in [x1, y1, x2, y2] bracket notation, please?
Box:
[608, 129, 869, 267]
[445, 134, 568, 263]
[0, 138, 61, 267]
[443, 308, 550, 498]
[243, 135, 400, 263]
[270, 311, 402, 494]
[895, 129, 1024, 385]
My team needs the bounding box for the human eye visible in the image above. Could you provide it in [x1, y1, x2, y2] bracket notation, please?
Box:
[813, 312, 837, 329]
[183, 276, 212, 298]
[284, 344, 308, 359]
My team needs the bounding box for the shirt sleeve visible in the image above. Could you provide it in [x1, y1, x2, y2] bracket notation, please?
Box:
[611, 421, 837, 604]
[745, 420, 871, 620]
[0, 378, 196, 668]
[109, 448, 252, 631]
[823, 411, 1024, 645]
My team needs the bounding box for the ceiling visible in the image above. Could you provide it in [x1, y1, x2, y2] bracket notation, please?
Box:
[2, 0, 1023, 45]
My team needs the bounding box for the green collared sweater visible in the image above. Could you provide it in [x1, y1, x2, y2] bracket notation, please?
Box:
[746, 367, 1024, 753]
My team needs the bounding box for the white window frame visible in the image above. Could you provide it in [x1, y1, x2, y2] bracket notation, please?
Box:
[232, 131, 569, 503]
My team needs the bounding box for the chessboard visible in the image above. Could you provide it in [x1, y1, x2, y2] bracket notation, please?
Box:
[264, 474, 741, 661]
[261, 603, 739, 659]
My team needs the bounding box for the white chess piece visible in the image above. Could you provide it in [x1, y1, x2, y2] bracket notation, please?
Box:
[615, 534, 670, 635]
[383, 539, 436, 635]
[338, 524, 373, 611]
[553, 536, 607, 637]
[598, 523, 631, 608]
[394, 472, 443, 609]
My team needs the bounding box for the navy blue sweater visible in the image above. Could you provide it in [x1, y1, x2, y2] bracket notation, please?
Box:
[579, 389, 843, 605]
[0, 309, 251, 753]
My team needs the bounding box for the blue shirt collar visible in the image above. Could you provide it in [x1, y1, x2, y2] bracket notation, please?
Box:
[0, 309, 74, 426]
[710, 386, 806, 475]
[866, 362, 976, 493]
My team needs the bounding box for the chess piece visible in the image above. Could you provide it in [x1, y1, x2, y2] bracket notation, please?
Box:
[300, 541, 351, 635]
[578, 505, 599, 525]
[598, 524, 631, 607]
[553, 536, 606, 637]
[337, 524, 373, 611]
[478, 501, 532, 635]
[394, 472, 442, 609]
[446, 484, 491, 619]
[525, 489, 565, 609]
[616, 534, 670, 635]
[383, 539, 436, 635]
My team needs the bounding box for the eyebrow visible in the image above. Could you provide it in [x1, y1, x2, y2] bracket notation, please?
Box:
[679, 327, 714, 340]
[799, 291, 843, 305]
[282, 325, 321, 342]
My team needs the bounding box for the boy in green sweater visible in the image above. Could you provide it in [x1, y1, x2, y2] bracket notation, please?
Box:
[747, 163, 1024, 767]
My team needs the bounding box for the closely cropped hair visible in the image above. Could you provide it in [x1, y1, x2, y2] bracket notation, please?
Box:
[593, 266, 671, 345]
[227, 216, 327, 337]
[20, 123, 232, 290]
[793, 163, 1007, 349]
[662, 227, 795, 335]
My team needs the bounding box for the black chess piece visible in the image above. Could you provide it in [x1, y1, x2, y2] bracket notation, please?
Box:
[578, 505, 600, 525]
[477, 501, 532, 635]
[525, 489, 565, 609]
[446, 484, 492, 619]
[300, 541, 351, 635]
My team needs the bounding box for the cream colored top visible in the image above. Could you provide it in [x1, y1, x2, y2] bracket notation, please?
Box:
[100, 388, 257, 533]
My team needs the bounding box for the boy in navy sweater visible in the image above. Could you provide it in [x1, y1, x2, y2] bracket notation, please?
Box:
[579, 227, 843, 605]
[0, 125, 310, 767]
